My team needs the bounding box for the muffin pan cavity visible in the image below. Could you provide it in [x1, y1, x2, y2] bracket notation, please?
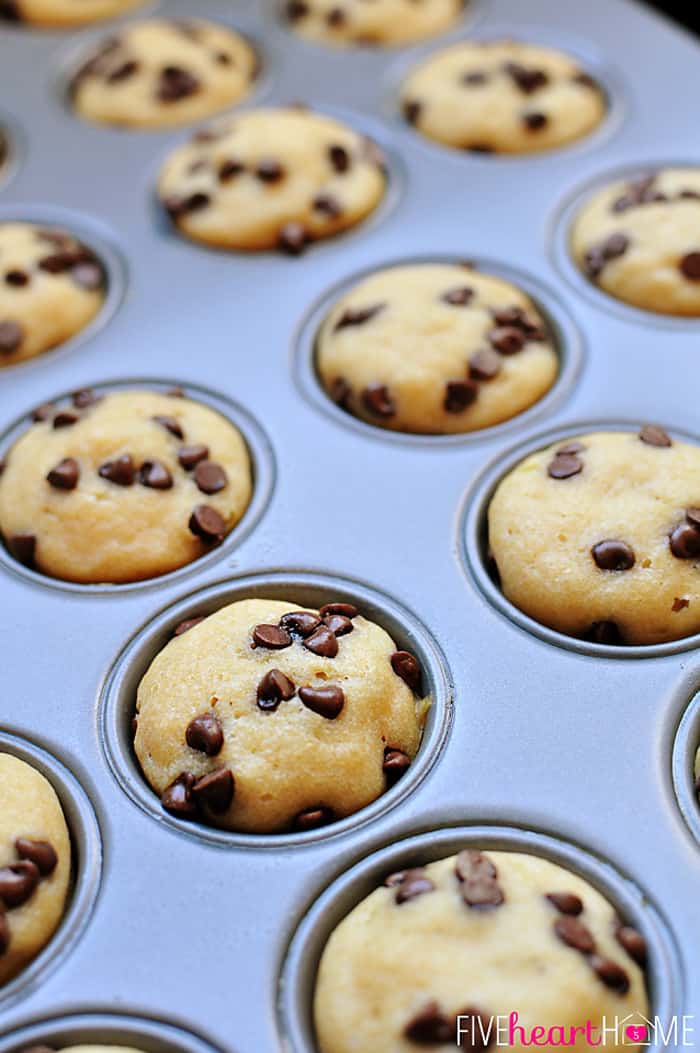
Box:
[0, 731, 102, 1011]
[99, 571, 452, 848]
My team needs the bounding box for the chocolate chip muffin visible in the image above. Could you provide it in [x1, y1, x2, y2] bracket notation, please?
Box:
[134, 598, 428, 832]
[0, 223, 106, 367]
[570, 168, 700, 315]
[401, 40, 605, 154]
[284, 0, 465, 48]
[0, 388, 252, 583]
[314, 849, 650, 1052]
[488, 426, 700, 646]
[71, 19, 258, 130]
[0, 753, 71, 986]
[157, 107, 387, 254]
[0, 0, 144, 26]
[316, 263, 558, 434]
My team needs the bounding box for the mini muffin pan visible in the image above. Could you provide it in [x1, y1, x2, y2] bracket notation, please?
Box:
[1, 0, 700, 1050]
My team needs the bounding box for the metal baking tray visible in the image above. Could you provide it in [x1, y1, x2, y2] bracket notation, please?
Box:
[0, 0, 699, 1050]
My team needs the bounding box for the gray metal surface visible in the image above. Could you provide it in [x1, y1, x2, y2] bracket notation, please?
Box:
[0, 0, 699, 1050]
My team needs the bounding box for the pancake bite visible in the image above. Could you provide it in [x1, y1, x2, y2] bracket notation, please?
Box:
[0, 388, 252, 583]
[284, 0, 465, 48]
[0, 753, 71, 987]
[316, 263, 558, 434]
[158, 107, 387, 254]
[134, 598, 428, 832]
[315, 848, 649, 1052]
[71, 19, 259, 130]
[571, 168, 700, 315]
[488, 426, 700, 645]
[0, 223, 105, 367]
[401, 40, 605, 154]
[0, 0, 145, 27]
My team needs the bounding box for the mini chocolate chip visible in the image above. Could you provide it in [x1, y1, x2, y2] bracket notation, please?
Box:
[592, 540, 636, 571]
[214, 51, 233, 66]
[292, 806, 334, 831]
[441, 285, 474, 306]
[303, 625, 339, 658]
[5, 269, 28, 286]
[546, 892, 583, 916]
[334, 303, 385, 330]
[98, 454, 135, 486]
[256, 159, 286, 183]
[15, 838, 58, 876]
[0, 861, 40, 908]
[72, 387, 100, 409]
[192, 767, 234, 813]
[164, 192, 211, 217]
[188, 504, 226, 543]
[173, 616, 205, 636]
[330, 377, 351, 407]
[7, 533, 36, 567]
[194, 460, 227, 495]
[616, 924, 647, 966]
[362, 383, 395, 418]
[0, 320, 23, 355]
[462, 70, 489, 85]
[589, 955, 630, 994]
[390, 651, 422, 693]
[328, 143, 350, 172]
[319, 602, 358, 619]
[72, 261, 103, 290]
[555, 441, 585, 455]
[46, 457, 79, 491]
[139, 460, 173, 490]
[0, 1, 21, 21]
[178, 444, 209, 470]
[523, 111, 548, 130]
[49, 410, 78, 431]
[153, 414, 184, 439]
[158, 65, 200, 102]
[278, 222, 308, 255]
[323, 613, 354, 636]
[573, 71, 598, 89]
[547, 453, 582, 479]
[299, 684, 345, 719]
[219, 158, 245, 182]
[680, 252, 700, 280]
[403, 99, 422, 124]
[186, 713, 224, 756]
[586, 620, 622, 645]
[673, 597, 690, 612]
[455, 850, 505, 909]
[394, 868, 435, 904]
[383, 747, 411, 782]
[670, 522, 700, 559]
[313, 193, 342, 218]
[166, 386, 186, 398]
[404, 1002, 452, 1043]
[687, 508, 700, 529]
[0, 913, 8, 955]
[252, 624, 292, 649]
[444, 379, 478, 413]
[469, 348, 501, 380]
[257, 668, 296, 711]
[554, 916, 595, 953]
[504, 62, 549, 94]
[161, 772, 197, 817]
[279, 611, 322, 638]
[326, 6, 346, 27]
[489, 325, 526, 354]
[603, 232, 630, 257]
[639, 424, 672, 447]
